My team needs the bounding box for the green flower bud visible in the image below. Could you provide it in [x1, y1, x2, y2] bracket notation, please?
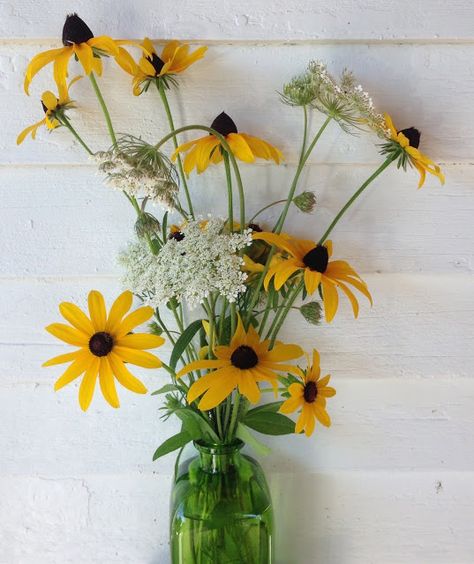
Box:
[300, 301, 322, 325]
[134, 212, 161, 238]
[293, 191, 317, 213]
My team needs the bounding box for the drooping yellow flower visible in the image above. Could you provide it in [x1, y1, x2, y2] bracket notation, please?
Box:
[17, 78, 79, 145]
[280, 349, 335, 437]
[253, 232, 372, 323]
[43, 290, 164, 411]
[24, 13, 138, 95]
[383, 113, 445, 189]
[172, 112, 283, 175]
[176, 316, 303, 410]
[127, 38, 207, 95]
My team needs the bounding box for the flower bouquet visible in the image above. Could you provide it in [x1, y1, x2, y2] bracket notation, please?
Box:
[20, 14, 444, 564]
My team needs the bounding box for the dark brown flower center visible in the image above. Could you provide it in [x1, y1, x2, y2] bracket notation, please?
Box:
[89, 332, 114, 357]
[169, 231, 185, 241]
[210, 112, 238, 137]
[148, 52, 165, 75]
[62, 13, 94, 46]
[302, 245, 328, 273]
[248, 223, 262, 232]
[230, 345, 258, 369]
[303, 381, 318, 403]
[398, 127, 421, 149]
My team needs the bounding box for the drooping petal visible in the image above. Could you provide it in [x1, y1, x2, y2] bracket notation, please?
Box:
[187, 367, 232, 404]
[108, 353, 147, 394]
[336, 280, 360, 318]
[78, 357, 99, 411]
[16, 119, 47, 145]
[226, 133, 255, 163]
[321, 278, 339, 322]
[99, 357, 120, 408]
[46, 323, 89, 346]
[24, 47, 68, 94]
[114, 47, 138, 75]
[304, 269, 321, 295]
[87, 36, 120, 56]
[313, 403, 331, 427]
[303, 406, 316, 436]
[274, 260, 301, 290]
[238, 372, 261, 404]
[113, 346, 162, 368]
[59, 302, 94, 335]
[53, 48, 73, 93]
[264, 343, 303, 363]
[41, 91, 59, 111]
[88, 290, 107, 331]
[73, 43, 94, 75]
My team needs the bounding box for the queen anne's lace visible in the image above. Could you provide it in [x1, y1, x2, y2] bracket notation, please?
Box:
[120, 218, 252, 309]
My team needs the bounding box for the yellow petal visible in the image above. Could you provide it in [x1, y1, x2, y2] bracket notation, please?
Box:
[73, 43, 94, 75]
[42, 350, 82, 367]
[108, 353, 147, 394]
[99, 357, 120, 408]
[114, 47, 138, 75]
[105, 290, 133, 333]
[59, 302, 94, 335]
[113, 346, 162, 368]
[115, 306, 154, 337]
[115, 333, 165, 349]
[46, 323, 89, 346]
[226, 133, 255, 163]
[238, 372, 260, 404]
[187, 367, 230, 403]
[24, 47, 68, 94]
[280, 395, 304, 414]
[88, 290, 107, 331]
[337, 280, 360, 318]
[176, 359, 226, 379]
[304, 269, 321, 295]
[53, 48, 73, 94]
[198, 375, 237, 410]
[87, 36, 120, 56]
[54, 350, 92, 391]
[16, 119, 47, 145]
[321, 278, 339, 323]
[41, 91, 58, 111]
[78, 357, 99, 411]
[313, 403, 331, 427]
[264, 343, 303, 362]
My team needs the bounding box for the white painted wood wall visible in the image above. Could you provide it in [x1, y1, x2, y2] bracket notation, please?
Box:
[1, 1, 473, 562]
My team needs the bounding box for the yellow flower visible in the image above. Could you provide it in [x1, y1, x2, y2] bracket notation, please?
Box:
[172, 112, 283, 175]
[43, 290, 164, 411]
[17, 78, 79, 145]
[127, 38, 207, 95]
[24, 13, 138, 95]
[280, 349, 335, 437]
[383, 113, 445, 189]
[176, 316, 303, 410]
[253, 232, 372, 323]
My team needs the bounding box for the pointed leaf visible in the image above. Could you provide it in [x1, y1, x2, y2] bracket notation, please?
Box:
[243, 410, 295, 435]
[153, 431, 192, 461]
[169, 319, 203, 371]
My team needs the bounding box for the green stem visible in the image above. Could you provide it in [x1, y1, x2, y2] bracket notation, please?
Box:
[268, 281, 304, 347]
[157, 81, 195, 218]
[318, 155, 398, 244]
[248, 199, 286, 224]
[226, 392, 241, 441]
[89, 72, 117, 145]
[223, 152, 234, 229]
[274, 115, 332, 234]
[155, 125, 245, 230]
[59, 116, 93, 155]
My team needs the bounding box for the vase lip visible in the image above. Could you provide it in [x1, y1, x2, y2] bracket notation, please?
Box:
[194, 439, 244, 455]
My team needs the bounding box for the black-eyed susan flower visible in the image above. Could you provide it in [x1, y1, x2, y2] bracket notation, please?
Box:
[176, 316, 303, 410]
[24, 13, 137, 95]
[280, 349, 335, 437]
[381, 113, 445, 189]
[126, 38, 207, 94]
[43, 290, 164, 411]
[172, 112, 283, 175]
[253, 232, 372, 323]
[17, 79, 79, 145]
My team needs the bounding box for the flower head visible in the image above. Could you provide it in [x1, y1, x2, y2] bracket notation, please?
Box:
[120, 218, 252, 309]
[177, 316, 303, 410]
[126, 38, 207, 94]
[253, 232, 372, 323]
[380, 114, 445, 189]
[172, 112, 283, 175]
[24, 13, 138, 94]
[43, 290, 164, 411]
[17, 79, 78, 145]
[280, 349, 335, 437]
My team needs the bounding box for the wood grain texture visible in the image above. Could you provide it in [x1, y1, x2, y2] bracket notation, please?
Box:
[2, 2, 474, 563]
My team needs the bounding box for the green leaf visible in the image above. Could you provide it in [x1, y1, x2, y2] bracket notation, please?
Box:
[169, 319, 203, 372]
[236, 423, 271, 456]
[245, 401, 283, 415]
[152, 431, 191, 461]
[243, 411, 295, 435]
[175, 407, 220, 443]
[162, 211, 169, 242]
[151, 384, 180, 396]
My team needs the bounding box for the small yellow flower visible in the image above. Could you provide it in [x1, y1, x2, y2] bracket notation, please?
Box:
[383, 113, 445, 189]
[253, 232, 372, 323]
[176, 316, 303, 410]
[127, 38, 207, 94]
[17, 78, 79, 145]
[24, 13, 138, 95]
[172, 112, 283, 175]
[280, 349, 335, 437]
[43, 290, 164, 411]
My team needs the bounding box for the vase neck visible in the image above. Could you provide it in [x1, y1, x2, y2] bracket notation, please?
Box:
[194, 440, 244, 474]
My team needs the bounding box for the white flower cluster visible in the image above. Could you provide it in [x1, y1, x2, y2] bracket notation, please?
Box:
[119, 218, 253, 309]
[93, 149, 179, 210]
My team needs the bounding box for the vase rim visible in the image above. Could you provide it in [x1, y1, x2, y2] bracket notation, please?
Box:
[193, 439, 244, 455]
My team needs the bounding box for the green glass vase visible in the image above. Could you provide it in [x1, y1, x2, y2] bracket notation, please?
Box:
[170, 440, 274, 563]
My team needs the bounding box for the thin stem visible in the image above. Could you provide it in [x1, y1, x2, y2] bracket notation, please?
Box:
[223, 152, 234, 229]
[155, 125, 245, 230]
[274, 115, 332, 234]
[299, 105, 309, 161]
[318, 155, 397, 244]
[248, 199, 286, 224]
[157, 81, 195, 218]
[226, 392, 241, 441]
[59, 116, 93, 155]
[268, 281, 304, 347]
[89, 72, 117, 145]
